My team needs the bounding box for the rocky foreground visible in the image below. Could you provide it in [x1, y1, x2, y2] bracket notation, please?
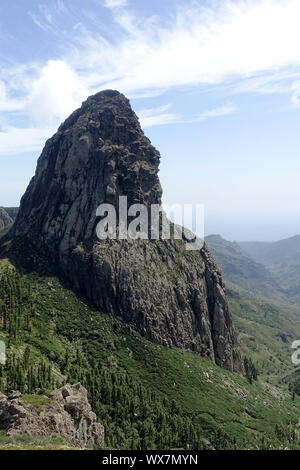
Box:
[0, 383, 104, 449]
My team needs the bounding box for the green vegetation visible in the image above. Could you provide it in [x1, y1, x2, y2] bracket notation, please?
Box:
[206, 233, 300, 406]
[20, 394, 50, 412]
[284, 371, 300, 398]
[0, 252, 299, 450]
[0, 269, 58, 394]
[0, 232, 299, 450]
[0, 430, 70, 450]
[228, 293, 300, 387]
[243, 357, 258, 384]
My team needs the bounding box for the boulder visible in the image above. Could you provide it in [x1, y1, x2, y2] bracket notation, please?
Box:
[0, 383, 104, 449]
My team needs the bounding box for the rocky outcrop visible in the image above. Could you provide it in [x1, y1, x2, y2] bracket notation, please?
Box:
[11, 90, 243, 372]
[0, 208, 13, 230]
[0, 383, 104, 449]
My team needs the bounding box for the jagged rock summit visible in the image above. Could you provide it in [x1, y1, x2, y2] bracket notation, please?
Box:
[12, 90, 242, 372]
[13, 90, 162, 251]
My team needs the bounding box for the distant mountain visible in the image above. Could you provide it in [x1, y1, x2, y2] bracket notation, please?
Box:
[239, 235, 300, 269]
[205, 234, 300, 319]
[3, 207, 19, 221]
[205, 235, 283, 299]
[239, 236, 300, 306]
[0, 207, 13, 230]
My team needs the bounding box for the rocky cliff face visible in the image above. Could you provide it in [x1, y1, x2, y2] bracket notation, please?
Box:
[12, 90, 242, 372]
[0, 383, 104, 449]
[0, 208, 13, 230]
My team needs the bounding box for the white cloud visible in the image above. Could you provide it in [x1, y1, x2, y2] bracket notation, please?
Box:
[138, 102, 237, 128]
[55, 0, 66, 14]
[225, 69, 300, 106]
[26, 60, 88, 126]
[138, 104, 181, 128]
[103, 0, 128, 9]
[0, 80, 25, 112]
[20, 0, 300, 99]
[192, 102, 237, 122]
[28, 12, 48, 31]
[0, 126, 56, 155]
[291, 80, 300, 105]
[76, 0, 300, 96]
[21, 0, 300, 103]
[3, 0, 300, 154]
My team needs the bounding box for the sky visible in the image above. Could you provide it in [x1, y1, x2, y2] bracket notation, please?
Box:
[1, 0, 300, 241]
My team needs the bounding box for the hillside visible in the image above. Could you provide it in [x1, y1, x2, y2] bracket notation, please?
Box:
[0, 208, 13, 231]
[240, 236, 300, 306]
[205, 235, 283, 300]
[228, 293, 300, 383]
[0, 242, 299, 450]
[239, 236, 300, 268]
[206, 234, 300, 320]
[206, 234, 300, 408]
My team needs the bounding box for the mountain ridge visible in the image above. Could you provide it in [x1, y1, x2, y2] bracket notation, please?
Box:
[239, 235, 300, 308]
[206, 233, 300, 320]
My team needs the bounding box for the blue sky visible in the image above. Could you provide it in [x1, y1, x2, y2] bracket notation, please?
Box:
[1, 0, 300, 241]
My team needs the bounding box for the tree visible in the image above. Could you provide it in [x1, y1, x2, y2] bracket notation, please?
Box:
[244, 357, 259, 384]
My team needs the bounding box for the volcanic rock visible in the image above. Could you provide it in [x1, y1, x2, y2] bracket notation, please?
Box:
[11, 90, 242, 372]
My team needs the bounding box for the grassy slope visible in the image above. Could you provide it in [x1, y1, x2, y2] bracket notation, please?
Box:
[0, 431, 74, 450]
[228, 293, 300, 383]
[0, 249, 300, 450]
[206, 234, 300, 401]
